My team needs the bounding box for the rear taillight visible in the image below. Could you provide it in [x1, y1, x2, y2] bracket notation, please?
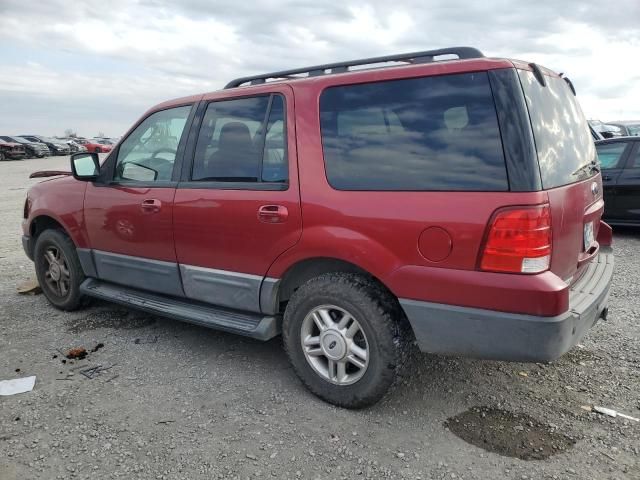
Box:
[480, 204, 552, 274]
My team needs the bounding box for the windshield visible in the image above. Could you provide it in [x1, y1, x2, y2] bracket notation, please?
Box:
[519, 70, 597, 189]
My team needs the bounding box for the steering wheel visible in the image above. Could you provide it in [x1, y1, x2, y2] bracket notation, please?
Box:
[133, 148, 176, 180]
[151, 148, 177, 159]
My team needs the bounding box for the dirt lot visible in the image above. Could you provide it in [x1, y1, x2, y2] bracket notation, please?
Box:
[1, 156, 639, 480]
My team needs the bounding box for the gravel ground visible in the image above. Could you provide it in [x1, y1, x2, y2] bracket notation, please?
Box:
[1, 156, 638, 480]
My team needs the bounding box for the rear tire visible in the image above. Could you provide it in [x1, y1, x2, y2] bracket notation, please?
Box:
[283, 273, 409, 408]
[34, 229, 86, 311]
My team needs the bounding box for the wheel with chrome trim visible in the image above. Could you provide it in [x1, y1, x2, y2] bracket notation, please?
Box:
[34, 229, 86, 311]
[283, 273, 408, 408]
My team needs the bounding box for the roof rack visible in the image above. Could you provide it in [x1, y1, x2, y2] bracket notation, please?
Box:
[224, 46, 484, 89]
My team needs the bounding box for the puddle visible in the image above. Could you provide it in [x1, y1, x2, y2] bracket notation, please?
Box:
[67, 308, 155, 333]
[445, 406, 575, 460]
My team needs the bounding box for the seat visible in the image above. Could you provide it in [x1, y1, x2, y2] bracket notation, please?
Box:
[206, 122, 259, 181]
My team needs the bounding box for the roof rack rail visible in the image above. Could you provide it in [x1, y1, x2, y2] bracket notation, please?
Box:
[224, 46, 484, 89]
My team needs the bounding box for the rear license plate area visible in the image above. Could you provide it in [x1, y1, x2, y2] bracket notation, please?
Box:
[583, 221, 594, 250]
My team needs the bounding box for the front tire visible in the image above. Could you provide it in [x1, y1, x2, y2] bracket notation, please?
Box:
[283, 273, 409, 408]
[34, 229, 86, 311]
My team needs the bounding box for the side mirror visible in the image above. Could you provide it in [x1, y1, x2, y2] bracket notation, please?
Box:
[120, 162, 157, 182]
[70, 152, 100, 180]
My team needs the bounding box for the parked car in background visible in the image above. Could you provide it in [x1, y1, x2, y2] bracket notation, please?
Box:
[607, 122, 640, 137]
[22, 47, 613, 407]
[596, 136, 640, 226]
[57, 138, 88, 153]
[589, 125, 604, 141]
[0, 138, 26, 160]
[19, 135, 70, 155]
[589, 120, 623, 139]
[77, 139, 113, 153]
[0, 136, 49, 157]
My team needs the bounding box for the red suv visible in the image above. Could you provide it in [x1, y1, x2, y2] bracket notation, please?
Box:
[22, 47, 613, 407]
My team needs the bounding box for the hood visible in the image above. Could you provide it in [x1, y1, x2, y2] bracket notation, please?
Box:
[1, 142, 22, 148]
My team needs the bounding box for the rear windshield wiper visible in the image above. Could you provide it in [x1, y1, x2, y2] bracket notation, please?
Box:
[572, 160, 600, 178]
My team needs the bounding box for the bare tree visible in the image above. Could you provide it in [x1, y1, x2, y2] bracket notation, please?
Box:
[97, 131, 106, 138]
[64, 128, 77, 137]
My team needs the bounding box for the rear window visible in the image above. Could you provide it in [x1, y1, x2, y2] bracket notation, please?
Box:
[518, 71, 597, 189]
[319, 72, 508, 191]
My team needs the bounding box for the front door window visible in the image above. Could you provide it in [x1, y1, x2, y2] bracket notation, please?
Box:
[115, 105, 191, 182]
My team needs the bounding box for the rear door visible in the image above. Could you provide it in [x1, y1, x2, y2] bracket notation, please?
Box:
[595, 140, 634, 221]
[518, 69, 603, 283]
[173, 86, 302, 313]
[615, 141, 640, 222]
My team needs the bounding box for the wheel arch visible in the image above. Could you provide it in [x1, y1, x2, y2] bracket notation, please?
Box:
[29, 214, 74, 243]
[271, 257, 401, 315]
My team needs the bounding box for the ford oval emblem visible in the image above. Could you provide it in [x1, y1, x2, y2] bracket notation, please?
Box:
[591, 182, 599, 196]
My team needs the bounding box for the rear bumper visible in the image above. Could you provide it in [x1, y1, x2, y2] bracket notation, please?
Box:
[401, 247, 614, 362]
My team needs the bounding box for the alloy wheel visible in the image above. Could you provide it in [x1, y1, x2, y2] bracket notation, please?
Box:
[42, 246, 71, 298]
[300, 305, 369, 385]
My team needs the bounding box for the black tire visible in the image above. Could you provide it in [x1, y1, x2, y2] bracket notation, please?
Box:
[0, 152, 5, 161]
[283, 273, 409, 408]
[34, 229, 86, 311]
[95, 147, 101, 153]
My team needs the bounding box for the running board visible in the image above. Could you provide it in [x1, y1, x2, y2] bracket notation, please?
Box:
[80, 278, 280, 340]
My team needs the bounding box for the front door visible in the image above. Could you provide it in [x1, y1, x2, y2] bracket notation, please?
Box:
[173, 87, 302, 313]
[596, 140, 631, 221]
[83, 104, 194, 296]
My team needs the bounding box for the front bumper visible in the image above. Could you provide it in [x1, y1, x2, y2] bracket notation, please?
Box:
[401, 247, 614, 363]
[22, 235, 33, 261]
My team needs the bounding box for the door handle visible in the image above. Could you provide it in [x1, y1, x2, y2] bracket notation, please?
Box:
[257, 205, 288, 223]
[141, 199, 162, 213]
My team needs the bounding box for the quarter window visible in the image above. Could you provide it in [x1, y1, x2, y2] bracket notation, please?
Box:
[192, 94, 287, 183]
[115, 106, 192, 182]
[319, 72, 507, 191]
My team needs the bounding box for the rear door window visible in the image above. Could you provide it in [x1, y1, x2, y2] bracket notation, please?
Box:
[518, 71, 597, 189]
[319, 72, 507, 191]
[595, 142, 629, 169]
[192, 94, 287, 183]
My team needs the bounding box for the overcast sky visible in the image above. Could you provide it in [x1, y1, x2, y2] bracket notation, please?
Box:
[0, 0, 638, 137]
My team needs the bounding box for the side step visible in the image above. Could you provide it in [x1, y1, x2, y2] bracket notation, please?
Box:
[80, 278, 280, 341]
